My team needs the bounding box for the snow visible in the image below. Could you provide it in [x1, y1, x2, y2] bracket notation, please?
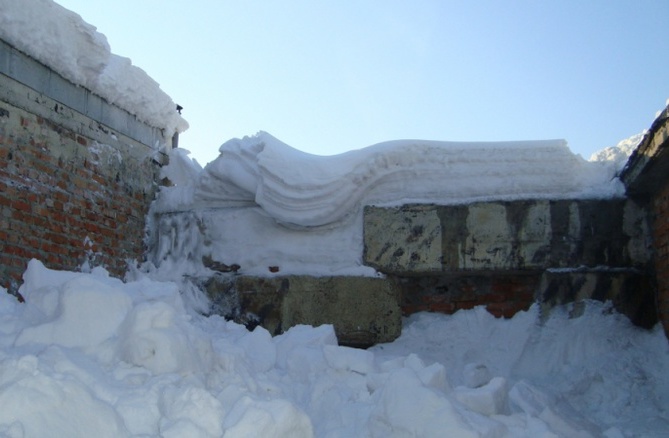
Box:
[590, 132, 645, 171]
[0, 0, 188, 136]
[1, 1, 665, 435]
[0, 260, 667, 436]
[151, 131, 627, 277]
[168, 131, 624, 227]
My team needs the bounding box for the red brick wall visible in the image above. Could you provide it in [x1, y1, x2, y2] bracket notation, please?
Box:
[0, 101, 162, 290]
[399, 274, 539, 319]
[652, 181, 669, 338]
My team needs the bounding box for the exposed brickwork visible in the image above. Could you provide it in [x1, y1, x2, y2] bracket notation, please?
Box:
[652, 180, 669, 338]
[398, 274, 539, 319]
[0, 99, 161, 289]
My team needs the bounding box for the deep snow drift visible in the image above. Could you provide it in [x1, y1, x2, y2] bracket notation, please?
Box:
[0, 0, 188, 136]
[0, 260, 667, 437]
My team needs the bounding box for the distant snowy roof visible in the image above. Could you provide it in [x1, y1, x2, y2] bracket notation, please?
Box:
[0, 0, 188, 135]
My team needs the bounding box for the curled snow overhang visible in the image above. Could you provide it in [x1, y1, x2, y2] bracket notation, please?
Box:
[620, 103, 669, 196]
[194, 132, 623, 228]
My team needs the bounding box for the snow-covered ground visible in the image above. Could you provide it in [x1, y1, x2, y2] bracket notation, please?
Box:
[0, 260, 667, 437]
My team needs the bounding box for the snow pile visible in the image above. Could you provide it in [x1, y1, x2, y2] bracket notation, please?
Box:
[182, 132, 623, 227]
[0, 0, 188, 135]
[151, 204, 378, 277]
[0, 260, 667, 436]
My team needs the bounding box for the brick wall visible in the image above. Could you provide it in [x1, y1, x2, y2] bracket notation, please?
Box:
[398, 274, 538, 319]
[0, 99, 162, 289]
[0, 44, 169, 292]
[652, 181, 669, 337]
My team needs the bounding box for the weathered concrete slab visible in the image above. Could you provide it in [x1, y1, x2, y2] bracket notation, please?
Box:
[204, 275, 402, 348]
[364, 205, 442, 274]
[364, 199, 650, 274]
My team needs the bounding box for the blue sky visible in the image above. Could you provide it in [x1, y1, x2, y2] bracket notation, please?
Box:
[55, 0, 669, 165]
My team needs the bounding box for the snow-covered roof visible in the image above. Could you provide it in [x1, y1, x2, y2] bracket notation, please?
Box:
[0, 0, 188, 135]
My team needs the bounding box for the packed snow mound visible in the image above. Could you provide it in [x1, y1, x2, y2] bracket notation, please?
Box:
[0, 0, 188, 135]
[0, 260, 667, 436]
[190, 132, 623, 227]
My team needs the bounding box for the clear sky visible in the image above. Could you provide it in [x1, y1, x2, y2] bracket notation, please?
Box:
[54, 0, 668, 165]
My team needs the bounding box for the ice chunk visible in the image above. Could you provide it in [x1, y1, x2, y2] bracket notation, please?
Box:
[403, 354, 451, 392]
[454, 377, 509, 416]
[274, 324, 338, 369]
[463, 362, 492, 388]
[238, 326, 277, 373]
[159, 386, 224, 437]
[15, 275, 132, 349]
[223, 397, 314, 438]
[368, 368, 478, 437]
[417, 362, 450, 393]
[116, 301, 213, 374]
[509, 381, 599, 437]
[0, 357, 129, 438]
[323, 344, 375, 374]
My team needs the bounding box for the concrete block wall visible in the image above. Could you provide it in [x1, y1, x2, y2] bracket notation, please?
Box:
[0, 39, 169, 291]
[364, 199, 656, 326]
[188, 196, 657, 347]
[203, 275, 402, 348]
[364, 200, 650, 274]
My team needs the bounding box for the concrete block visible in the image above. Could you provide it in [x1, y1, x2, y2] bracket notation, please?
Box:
[204, 274, 402, 348]
[364, 199, 650, 275]
[281, 276, 402, 347]
[462, 203, 517, 270]
[364, 205, 442, 274]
